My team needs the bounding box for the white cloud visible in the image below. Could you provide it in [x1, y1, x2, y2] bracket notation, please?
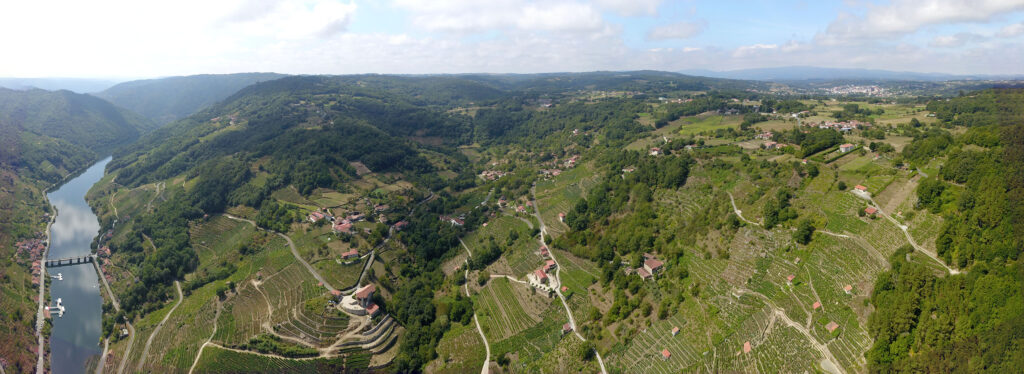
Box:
[592, 0, 663, 16]
[732, 43, 778, 57]
[997, 22, 1024, 37]
[393, 0, 607, 34]
[929, 32, 986, 47]
[646, 20, 707, 40]
[824, 0, 1024, 40]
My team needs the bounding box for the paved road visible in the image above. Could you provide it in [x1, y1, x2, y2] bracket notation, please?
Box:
[35, 215, 55, 374]
[136, 281, 183, 373]
[530, 186, 607, 374]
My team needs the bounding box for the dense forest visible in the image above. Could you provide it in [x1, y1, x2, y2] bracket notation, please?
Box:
[867, 89, 1024, 372]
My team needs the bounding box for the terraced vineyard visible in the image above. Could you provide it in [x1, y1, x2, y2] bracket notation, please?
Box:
[475, 277, 543, 340]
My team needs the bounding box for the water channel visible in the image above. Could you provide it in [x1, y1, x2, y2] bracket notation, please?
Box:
[46, 157, 111, 374]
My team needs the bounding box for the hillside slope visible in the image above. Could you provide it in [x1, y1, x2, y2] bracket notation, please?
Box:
[94, 73, 287, 124]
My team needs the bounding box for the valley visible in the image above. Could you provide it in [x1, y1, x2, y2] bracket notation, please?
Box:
[1, 72, 1021, 374]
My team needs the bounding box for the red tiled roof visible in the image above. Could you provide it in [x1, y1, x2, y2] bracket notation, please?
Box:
[534, 269, 548, 280]
[561, 286, 568, 292]
[864, 207, 878, 214]
[813, 301, 822, 310]
[366, 303, 379, 315]
[563, 323, 572, 332]
[662, 349, 671, 359]
[644, 258, 664, 270]
[787, 274, 796, 282]
[672, 327, 680, 335]
[330, 289, 341, 296]
[826, 321, 839, 332]
[843, 284, 853, 292]
[855, 185, 868, 191]
[342, 249, 359, 258]
[743, 341, 751, 353]
[355, 284, 376, 299]
[637, 267, 652, 279]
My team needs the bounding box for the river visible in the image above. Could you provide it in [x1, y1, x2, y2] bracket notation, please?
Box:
[46, 157, 110, 374]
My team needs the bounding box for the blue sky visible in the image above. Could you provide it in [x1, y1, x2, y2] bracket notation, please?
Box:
[2, 0, 1023, 78]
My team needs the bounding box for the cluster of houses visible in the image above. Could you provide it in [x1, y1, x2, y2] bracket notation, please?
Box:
[805, 120, 872, 132]
[539, 169, 562, 178]
[15, 238, 46, 285]
[533, 250, 558, 285]
[479, 170, 509, 181]
[439, 215, 465, 226]
[563, 155, 580, 168]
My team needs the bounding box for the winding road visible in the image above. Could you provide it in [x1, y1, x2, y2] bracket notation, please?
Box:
[459, 239, 492, 374]
[225, 214, 338, 291]
[530, 185, 607, 374]
[864, 197, 959, 275]
[728, 192, 760, 226]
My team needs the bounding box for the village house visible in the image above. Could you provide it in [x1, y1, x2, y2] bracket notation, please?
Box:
[534, 269, 548, 284]
[540, 246, 549, 257]
[649, 147, 662, 156]
[662, 349, 671, 360]
[744, 341, 752, 354]
[826, 321, 839, 333]
[393, 220, 409, 231]
[643, 257, 664, 275]
[544, 259, 557, 273]
[755, 131, 773, 140]
[308, 211, 326, 223]
[341, 249, 359, 261]
[672, 326, 680, 336]
[355, 284, 379, 316]
[333, 221, 353, 234]
[786, 274, 796, 285]
[839, 143, 856, 153]
[813, 301, 822, 310]
[864, 207, 878, 215]
[764, 141, 779, 150]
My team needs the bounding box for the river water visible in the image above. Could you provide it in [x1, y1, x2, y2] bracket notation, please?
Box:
[46, 157, 110, 374]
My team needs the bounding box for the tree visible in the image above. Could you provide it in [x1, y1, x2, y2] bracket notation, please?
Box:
[793, 219, 815, 245]
[837, 181, 847, 191]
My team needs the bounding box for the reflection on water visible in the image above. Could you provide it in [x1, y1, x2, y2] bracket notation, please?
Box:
[47, 157, 110, 374]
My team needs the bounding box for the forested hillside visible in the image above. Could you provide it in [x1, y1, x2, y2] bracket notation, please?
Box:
[95, 73, 287, 124]
[866, 89, 1024, 372]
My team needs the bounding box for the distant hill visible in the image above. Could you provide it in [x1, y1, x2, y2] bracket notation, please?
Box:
[0, 88, 154, 183]
[459, 70, 768, 92]
[0, 77, 122, 93]
[95, 73, 287, 124]
[680, 66, 987, 82]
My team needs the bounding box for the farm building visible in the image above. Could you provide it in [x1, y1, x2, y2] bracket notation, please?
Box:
[839, 143, 855, 152]
[563, 323, 573, 334]
[355, 284, 376, 307]
[672, 326, 680, 336]
[813, 301, 822, 310]
[650, 147, 662, 156]
[544, 259, 557, 273]
[661, 349, 671, 360]
[743, 341, 751, 353]
[786, 274, 796, 284]
[341, 249, 359, 260]
[843, 284, 853, 294]
[864, 207, 878, 215]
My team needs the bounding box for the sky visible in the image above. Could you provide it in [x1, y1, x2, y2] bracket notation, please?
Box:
[1, 0, 1023, 78]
